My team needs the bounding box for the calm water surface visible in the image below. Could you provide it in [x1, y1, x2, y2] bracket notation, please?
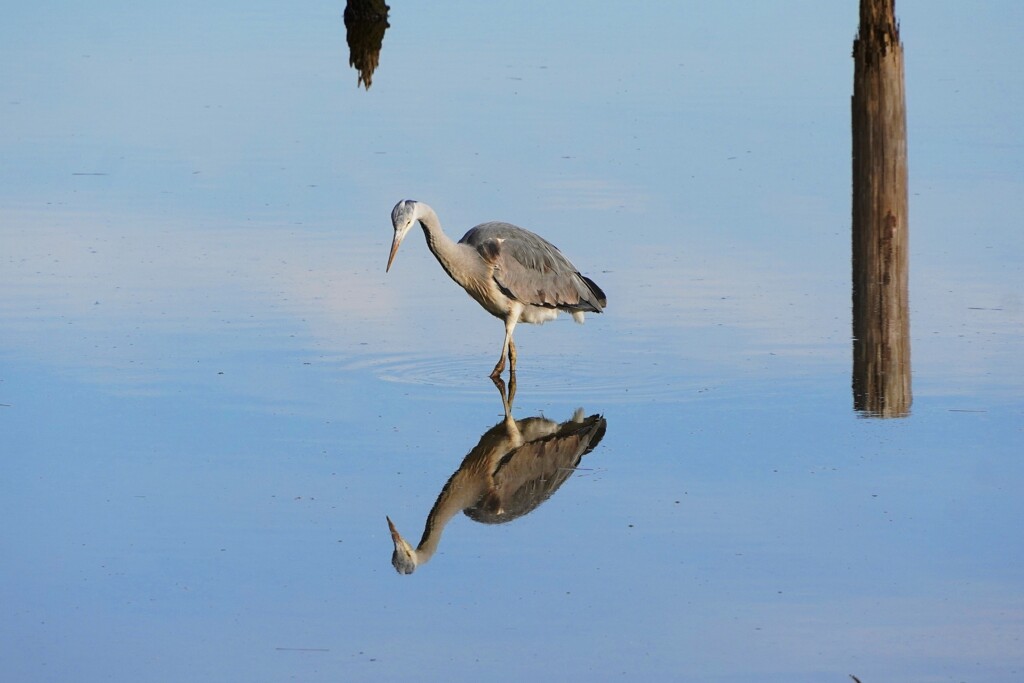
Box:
[2, 2, 1022, 682]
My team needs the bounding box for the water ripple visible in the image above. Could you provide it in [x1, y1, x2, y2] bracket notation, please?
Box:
[340, 351, 708, 403]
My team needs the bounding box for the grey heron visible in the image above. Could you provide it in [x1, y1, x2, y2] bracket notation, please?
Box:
[386, 200, 607, 378]
[387, 377, 607, 574]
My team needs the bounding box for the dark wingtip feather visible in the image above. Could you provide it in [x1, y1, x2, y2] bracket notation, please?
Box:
[581, 275, 607, 309]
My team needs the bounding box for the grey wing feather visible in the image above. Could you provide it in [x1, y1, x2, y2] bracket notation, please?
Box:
[461, 222, 606, 312]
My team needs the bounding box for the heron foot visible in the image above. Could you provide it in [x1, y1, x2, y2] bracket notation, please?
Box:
[489, 364, 517, 381]
[490, 355, 507, 378]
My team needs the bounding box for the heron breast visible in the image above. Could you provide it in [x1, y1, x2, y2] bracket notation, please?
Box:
[462, 278, 511, 319]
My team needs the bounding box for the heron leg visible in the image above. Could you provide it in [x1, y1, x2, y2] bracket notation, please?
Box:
[490, 314, 519, 378]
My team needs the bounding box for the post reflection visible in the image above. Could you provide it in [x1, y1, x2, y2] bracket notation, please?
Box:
[386, 377, 607, 575]
[851, 0, 911, 418]
[343, 0, 390, 90]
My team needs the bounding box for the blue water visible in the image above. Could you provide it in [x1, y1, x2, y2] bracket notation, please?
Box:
[2, 2, 1022, 682]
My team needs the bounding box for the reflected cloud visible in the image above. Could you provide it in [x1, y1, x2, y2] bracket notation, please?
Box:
[0, 211, 410, 401]
[344, 0, 390, 90]
[386, 378, 607, 575]
[540, 178, 649, 212]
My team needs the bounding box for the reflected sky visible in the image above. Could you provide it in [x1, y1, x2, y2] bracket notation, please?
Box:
[2, 2, 1023, 682]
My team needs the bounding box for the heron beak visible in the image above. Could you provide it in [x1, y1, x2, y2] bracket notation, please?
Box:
[386, 232, 402, 272]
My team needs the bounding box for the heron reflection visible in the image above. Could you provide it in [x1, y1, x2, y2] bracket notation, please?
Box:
[386, 378, 607, 575]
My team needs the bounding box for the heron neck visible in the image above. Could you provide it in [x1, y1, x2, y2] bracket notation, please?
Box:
[416, 207, 478, 287]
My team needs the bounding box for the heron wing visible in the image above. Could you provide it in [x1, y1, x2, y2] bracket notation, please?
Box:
[461, 222, 606, 312]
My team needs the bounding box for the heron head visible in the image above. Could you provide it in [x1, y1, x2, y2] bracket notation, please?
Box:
[386, 515, 418, 575]
[387, 199, 418, 272]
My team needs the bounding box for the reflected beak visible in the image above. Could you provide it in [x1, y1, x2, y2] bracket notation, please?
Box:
[387, 515, 417, 575]
[386, 515, 401, 543]
[386, 232, 403, 272]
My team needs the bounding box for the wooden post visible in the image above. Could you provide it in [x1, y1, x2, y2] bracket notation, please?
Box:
[851, 0, 911, 417]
